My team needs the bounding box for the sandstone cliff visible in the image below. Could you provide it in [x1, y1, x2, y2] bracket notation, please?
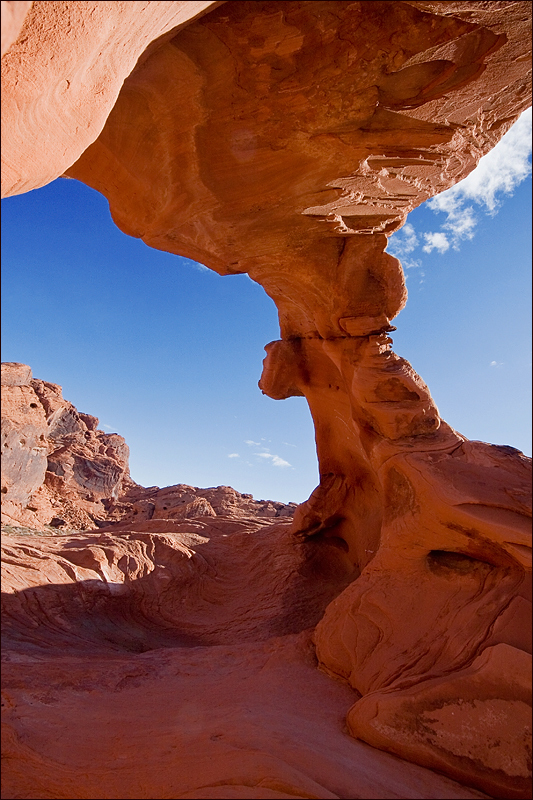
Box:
[1, 362, 297, 531]
[1, 2, 531, 799]
[2, 362, 133, 529]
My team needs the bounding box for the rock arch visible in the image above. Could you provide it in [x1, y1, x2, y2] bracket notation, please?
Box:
[1, 2, 531, 798]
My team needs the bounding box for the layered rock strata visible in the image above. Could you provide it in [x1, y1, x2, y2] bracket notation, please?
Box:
[1, 2, 532, 799]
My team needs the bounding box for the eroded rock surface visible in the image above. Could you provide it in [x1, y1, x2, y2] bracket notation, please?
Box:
[0, 0, 32, 58]
[2, 523, 489, 800]
[1, 1, 532, 798]
[2, 363, 132, 529]
[1, 363, 297, 531]
[1, 0, 222, 196]
[1, 364, 48, 513]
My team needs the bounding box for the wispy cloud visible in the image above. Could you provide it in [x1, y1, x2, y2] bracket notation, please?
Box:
[387, 108, 532, 264]
[386, 223, 422, 269]
[181, 257, 209, 272]
[255, 452, 292, 468]
[245, 439, 261, 446]
[388, 223, 418, 256]
[426, 108, 531, 249]
[490, 361, 504, 368]
[422, 231, 449, 254]
[435, 109, 532, 214]
[227, 453, 240, 458]
[101, 424, 114, 431]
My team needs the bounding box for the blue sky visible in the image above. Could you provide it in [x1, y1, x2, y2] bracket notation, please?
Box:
[1, 110, 531, 504]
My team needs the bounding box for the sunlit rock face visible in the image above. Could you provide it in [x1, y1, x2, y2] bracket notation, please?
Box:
[1, 1, 532, 798]
[1, 363, 133, 530]
[0, 0, 32, 58]
[0, 364, 298, 530]
[1, 363, 48, 512]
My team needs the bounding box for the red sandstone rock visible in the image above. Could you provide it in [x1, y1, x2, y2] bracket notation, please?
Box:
[0, 0, 32, 58]
[1, 1, 532, 798]
[63, 1, 530, 295]
[1, 0, 222, 197]
[346, 644, 532, 800]
[1, 364, 133, 529]
[106, 482, 297, 527]
[1, 364, 297, 531]
[2, 524, 487, 800]
[1, 363, 49, 519]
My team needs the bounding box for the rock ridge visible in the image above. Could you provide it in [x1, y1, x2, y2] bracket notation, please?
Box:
[1, 362, 297, 532]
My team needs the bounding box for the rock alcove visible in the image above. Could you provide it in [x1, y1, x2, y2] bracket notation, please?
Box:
[1, 2, 531, 799]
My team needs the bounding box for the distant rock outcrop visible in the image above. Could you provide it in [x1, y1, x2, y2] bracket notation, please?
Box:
[1, 363, 48, 511]
[106, 483, 297, 527]
[2, 362, 132, 529]
[1, 363, 297, 531]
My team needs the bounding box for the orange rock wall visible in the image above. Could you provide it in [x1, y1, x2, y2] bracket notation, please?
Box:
[1, 0, 223, 196]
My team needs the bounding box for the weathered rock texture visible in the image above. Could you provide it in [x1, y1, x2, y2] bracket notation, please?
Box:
[2, 362, 132, 529]
[1, 363, 296, 530]
[2, 523, 489, 800]
[0, 0, 32, 58]
[107, 482, 297, 526]
[1, 0, 223, 196]
[1, 1, 532, 799]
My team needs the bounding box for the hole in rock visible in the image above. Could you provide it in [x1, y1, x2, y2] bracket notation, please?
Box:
[1, 178, 319, 505]
[427, 549, 494, 575]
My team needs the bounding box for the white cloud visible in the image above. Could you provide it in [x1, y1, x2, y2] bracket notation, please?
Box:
[245, 439, 260, 446]
[387, 109, 532, 260]
[490, 361, 504, 368]
[402, 256, 423, 270]
[422, 231, 450, 253]
[426, 108, 531, 248]
[228, 453, 240, 458]
[386, 223, 418, 258]
[101, 424, 114, 431]
[182, 257, 209, 272]
[432, 108, 532, 216]
[255, 452, 292, 468]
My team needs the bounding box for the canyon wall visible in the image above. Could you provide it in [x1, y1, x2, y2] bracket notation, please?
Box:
[1, 2, 531, 798]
